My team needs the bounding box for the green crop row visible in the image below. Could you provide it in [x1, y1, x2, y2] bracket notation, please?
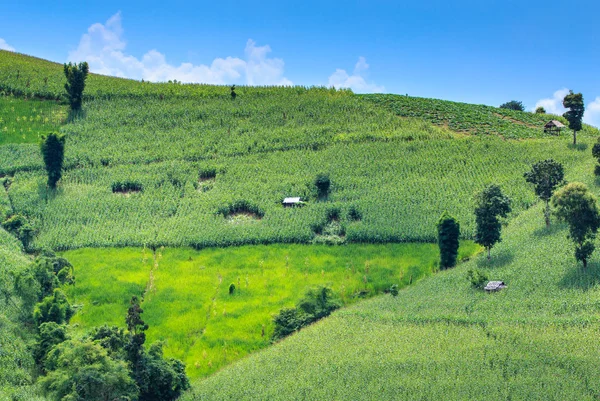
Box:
[6, 137, 591, 251]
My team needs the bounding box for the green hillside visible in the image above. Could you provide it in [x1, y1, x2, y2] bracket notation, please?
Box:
[2, 51, 598, 252]
[2, 50, 600, 401]
[184, 161, 600, 400]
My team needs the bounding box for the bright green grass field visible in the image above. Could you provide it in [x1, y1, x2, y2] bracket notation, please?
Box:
[183, 161, 600, 401]
[0, 94, 66, 145]
[63, 242, 479, 379]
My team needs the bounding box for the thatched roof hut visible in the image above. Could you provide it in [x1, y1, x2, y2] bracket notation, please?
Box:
[544, 120, 566, 134]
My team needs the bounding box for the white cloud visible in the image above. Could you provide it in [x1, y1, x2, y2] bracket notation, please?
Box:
[533, 88, 570, 116]
[68, 12, 292, 85]
[534, 88, 600, 128]
[0, 38, 15, 52]
[585, 97, 600, 128]
[328, 57, 384, 93]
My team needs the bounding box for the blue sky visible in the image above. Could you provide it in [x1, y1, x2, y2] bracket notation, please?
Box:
[1, 1, 599, 125]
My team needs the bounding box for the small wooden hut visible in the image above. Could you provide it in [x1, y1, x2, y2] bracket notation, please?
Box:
[484, 281, 507, 292]
[282, 197, 304, 207]
[544, 120, 566, 134]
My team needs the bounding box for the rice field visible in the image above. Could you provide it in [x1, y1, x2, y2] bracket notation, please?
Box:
[62, 242, 479, 379]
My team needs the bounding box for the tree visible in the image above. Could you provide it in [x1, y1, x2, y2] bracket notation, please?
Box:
[591, 137, 600, 175]
[40, 133, 65, 189]
[563, 90, 585, 145]
[437, 212, 460, 269]
[535, 106, 546, 114]
[33, 289, 74, 327]
[125, 295, 148, 367]
[40, 339, 138, 401]
[499, 100, 525, 111]
[63, 61, 89, 110]
[552, 182, 600, 268]
[474, 185, 511, 260]
[314, 173, 331, 199]
[34, 322, 67, 369]
[524, 159, 565, 226]
[124, 296, 189, 401]
[136, 342, 190, 401]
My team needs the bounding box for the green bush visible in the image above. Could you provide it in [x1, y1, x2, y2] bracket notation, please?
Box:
[272, 286, 341, 342]
[466, 269, 488, 289]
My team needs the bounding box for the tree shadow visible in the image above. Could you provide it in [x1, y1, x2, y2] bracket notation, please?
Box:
[67, 108, 86, 123]
[37, 181, 63, 203]
[532, 223, 566, 239]
[558, 260, 600, 291]
[475, 249, 514, 270]
[567, 142, 588, 151]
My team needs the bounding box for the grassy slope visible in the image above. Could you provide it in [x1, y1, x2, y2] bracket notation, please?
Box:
[1, 51, 598, 251]
[62, 242, 479, 379]
[0, 94, 67, 145]
[184, 159, 600, 401]
[364, 93, 599, 139]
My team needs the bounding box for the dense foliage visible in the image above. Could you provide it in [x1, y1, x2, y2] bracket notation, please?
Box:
[272, 286, 341, 341]
[474, 184, 511, 259]
[552, 182, 600, 268]
[40, 132, 65, 188]
[437, 212, 460, 269]
[523, 159, 565, 226]
[63, 62, 89, 110]
[563, 90, 585, 145]
[499, 100, 525, 111]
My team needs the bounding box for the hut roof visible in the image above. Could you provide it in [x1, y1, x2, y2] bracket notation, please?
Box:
[484, 281, 507, 291]
[283, 197, 302, 204]
[545, 120, 566, 129]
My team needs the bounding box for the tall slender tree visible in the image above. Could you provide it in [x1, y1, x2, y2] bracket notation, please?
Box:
[63, 61, 89, 111]
[474, 185, 511, 260]
[437, 212, 460, 269]
[40, 132, 65, 189]
[563, 90, 585, 145]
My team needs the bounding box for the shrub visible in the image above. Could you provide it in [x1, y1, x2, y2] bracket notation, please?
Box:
[389, 284, 399, 297]
[217, 200, 264, 219]
[499, 100, 525, 111]
[272, 286, 341, 342]
[348, 205, 362, 221]
[466, 269, 488, 289]
[112, 181, 143, 193]
[229, 283, 236, 295]
[315, 173, 331, 199]
[199, 167, 217, 180]
[33, 289, 74, 326]
[535, 106, 546, 114]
